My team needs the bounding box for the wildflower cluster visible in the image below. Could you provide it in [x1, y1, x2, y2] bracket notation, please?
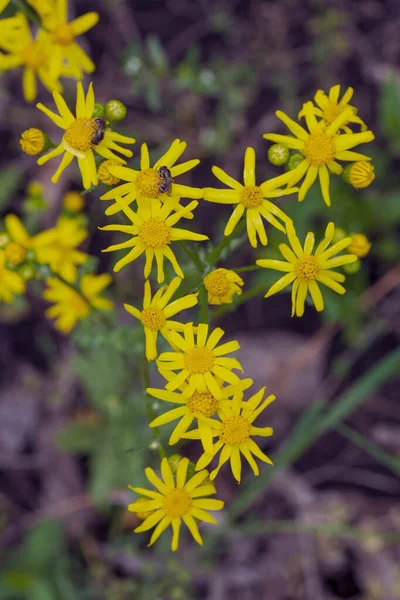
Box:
[14, 79, 376, 551]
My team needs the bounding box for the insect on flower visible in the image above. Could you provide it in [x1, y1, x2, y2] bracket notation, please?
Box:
[90, 117, 106, 145]
[157, 165, 174, 195]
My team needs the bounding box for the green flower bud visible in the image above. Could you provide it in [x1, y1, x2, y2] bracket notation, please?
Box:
[343, 260, 361, 274]
[25, 248, 36, 263]
[286, 152, 304, 172]
[35, 264, 52, 279]
[5, 260, 18, 271]
[93, 103, 105, 118]
[268, 143, 289, 166]
[18, 264, 36, 280]
[105, 100, 127, 122]
[0, 233, 10, 248]
[341, 163, 353, 184]
[332, 227, 347, 243]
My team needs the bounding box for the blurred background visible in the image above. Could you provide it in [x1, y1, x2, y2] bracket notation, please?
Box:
[1, 0, 400, 598]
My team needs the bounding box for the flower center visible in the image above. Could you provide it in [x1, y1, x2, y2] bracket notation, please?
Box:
[240, 186, 263, 208]
[184, 346, 214, 374]
[204, 271, 230, 297]
[295, 256, 319, 281]
[51, 22, 75, 45]
[136, 168, 160, 198]
[5, 242, 26, 265]
[64, 118, 97, 152]
[220, 415, 251, 445]
[138, 219, 171, 249]
[140, 306, 166, 331]
[162, 488, 192, 518]
[21, 43, 47, 69]
[303, 132, 336, 166]
[187, 390, 219, 417]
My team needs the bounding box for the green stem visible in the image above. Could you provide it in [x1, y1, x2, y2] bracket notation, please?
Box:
[179, 240, 204, 273]
[141, 356, 165, 459]
[11, 0, 43, 28]
[53, 272, 95, 310]
[233, 265, 261, 273]
[199, 287, 209, 324]
[206, 220, 246, 267]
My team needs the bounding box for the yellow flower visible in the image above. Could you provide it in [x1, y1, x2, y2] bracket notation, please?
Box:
[28, 0, 99, 80]
[36, 82, 135, 190]
[124, 277, 199, 361]
[128, 457, 224, 550]
[348, 161, 375, 189]
[63, 191, 84, 213]
[100, 140, 202, 217]
[204, 268, 244, 305]
[347, 234, 371, 258]
[43, 273, 113, 333]
[0, 250, 25, 303]
[101, 198, 208, 282]
[184, 386, 275, 483]
[0, 0, 9, 13]
[3, 214, 35, 265]
[147, 374, 253, 453]
[20, 128, 46, 155]
[0, 13, 61, 103]
[263, 105, 375, 206]
[299, 85, 367, 133]
[203, 147, 297, 248]
[256, 221, 358, 317]
[156, 322, 243, 399]
[98, 159, 121, 185]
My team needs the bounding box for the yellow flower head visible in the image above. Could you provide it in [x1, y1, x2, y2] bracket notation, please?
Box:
[124, 277, 199, 361]
[156, 322, 243, 400]
[256, 221, 358, 317]
[347, 233, 371, 258]
[348, 161, 375, 189]
[36, 82, 135, 190]
[100, 197, 208, 282]
[98, 159, 121, 186]
[184, 386, 275, 483]
[263, 105, 375, 206]
[3, 214, 35, 265]
[128, 456, 224, 551]
[44, 273, 113, 334]
[203, 147, 297, 248]
[148, 374, 253, 453]
[0, 13, 61, 102]
[299, 85, 368, 133]
[0, 0, 10, 13]
[100, 140, 202, 217]
[63, 191, 85, 213]
[0, 250, 25, 303]
[20, 128, 45, 156]
[204, 268, 244, 305]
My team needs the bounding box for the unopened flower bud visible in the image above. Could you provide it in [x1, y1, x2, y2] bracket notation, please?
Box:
[343, 260, 361, 274]
[347, 234, 371, 258]
[98, 160, 121, 185]
[20, 128, 45, 155]
[63, 191, 85, 213]
[286, 152, 304, 172]
[268, 144, 289, 166]
[105, 99, 127, 122]
[18, 264, 36, 280]
[343, 161, 375, 189]
[93, 102, 105, 118]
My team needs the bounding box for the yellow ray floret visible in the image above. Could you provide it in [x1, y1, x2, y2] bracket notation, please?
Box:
[203, 268, 244, 305]
[100, 140, 202, 217]
[203, 147, 297, 248]
[263, 105, 375, 206]
[183, 386, 276, 483]
[0, 250, 25, 303]
[299, 85, 368, 133]
[124, 277, 199, 361]
[128, 457, 224, 551]
[36, 82, 135, 189]
[256, 221, 358, 317]
[156, 322, 243, 399]
[100, 197, 208, 282]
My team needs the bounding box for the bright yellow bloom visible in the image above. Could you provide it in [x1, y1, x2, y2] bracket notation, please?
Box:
[347, 233, 371, 258]
[36, 82, 135, 190]
[3, 214, 35, 265]
[147, 373, 253, 452]
[348, 161, 375, 189]
[299, 85, 367, 133]
[203, 147, 297, 248]
[0, 0, 9, 13]
[100, 140, 202, 217]
[256, 221, 358, 317]
[204, 268, 244, 305]
[0, 13, 61, 102]
[28, 0, 99, 80]
[184, 386, 275, 483]
[263, 106, 375, 206]
[98, 159, 121, 185]
[101, 198, 208, 282]
[124, 277, 199, 361]
[20, 128, 46, 155]
[63, 190, 84, 212]
[128, 457, 224, 550]
[43, 273, 112, 333]
[0, 250, 25, 303]
[156, 322, 243, 399]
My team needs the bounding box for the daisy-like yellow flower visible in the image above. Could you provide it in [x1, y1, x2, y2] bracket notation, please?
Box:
[299, 85, 367, 133]
[101, 198, 208, 281]
[256, 221, 358, 317]
[36, 82, 135, 190]
[128, 457, 224, 551]
[203, 147, 297, 248]
[0, 12, 61, 102]
[147, 373, 253, 453]
[124, 277, 199, 361]
[3, 214, 36, 266]
[204, 268, 244, 305]
[28, 0, 99, 80]
[0, 250, 25, 303]
[347, 233, 371, 258]
[184, 386, 275, 483]
[100, 140, 202, 217]
[43, 273, 112, 333]
[263, 105, 375, 206]
[157, 322, 243, 399]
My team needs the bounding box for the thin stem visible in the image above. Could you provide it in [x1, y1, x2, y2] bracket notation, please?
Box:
[52, 271, 95, 310]
[11, 0, 44, 28]
[179, 240, 204, 273]
[141, 356, 165, 459]
[199, 287, 209, 324]
[206, 220, 246, 267]
[232, 265, 261, 273]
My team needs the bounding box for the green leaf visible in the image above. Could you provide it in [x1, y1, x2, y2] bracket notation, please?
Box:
[0, 167, 21, 211]
[379, 74, 400, 153]
[146, 35, 168, 73]
[29, 579, 55, 600]
[55, 422, 104, 453]
[22, 521, 63, 572]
